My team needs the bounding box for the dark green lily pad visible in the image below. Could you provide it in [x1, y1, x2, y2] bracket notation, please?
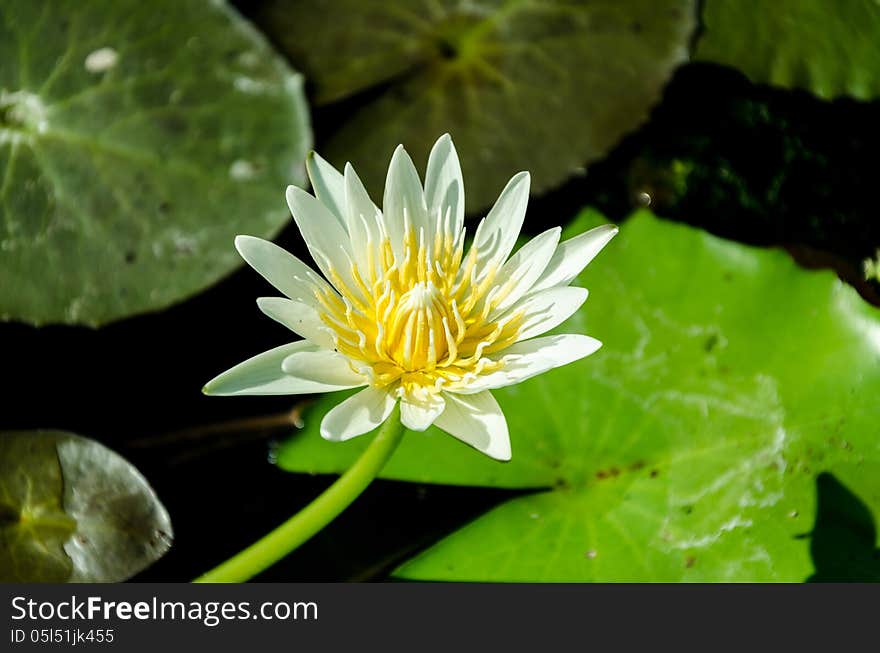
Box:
[258, 0, 695, 212]
[695, 0, 880, 100]
[0, 430, 172, 582]
[807, 472, 880, 582]
[0, 0, 311, 325]
[275, 210, 880, 581]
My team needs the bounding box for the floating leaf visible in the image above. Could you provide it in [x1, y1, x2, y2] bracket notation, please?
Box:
[258, 0, 695, 212]
[0, 432, 73, 582]
[0, 0, 311, 325]
[695, 0, 880, 100]
[276, 210, 880, 581]
[0, 430, 172, 582]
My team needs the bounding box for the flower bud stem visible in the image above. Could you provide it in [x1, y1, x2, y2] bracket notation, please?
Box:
[194, 406, 406, 583]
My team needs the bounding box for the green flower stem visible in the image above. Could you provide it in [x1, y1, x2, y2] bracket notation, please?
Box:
[194, 407, 406, 583]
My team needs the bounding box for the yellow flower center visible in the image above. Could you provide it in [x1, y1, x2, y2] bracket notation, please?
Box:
[314, 220, 523, 397]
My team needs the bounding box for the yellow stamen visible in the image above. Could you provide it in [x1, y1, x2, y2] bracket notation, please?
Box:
[319, 226, 520, 396]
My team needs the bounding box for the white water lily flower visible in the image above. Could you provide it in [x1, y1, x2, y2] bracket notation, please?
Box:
[204, 135, 616, 461]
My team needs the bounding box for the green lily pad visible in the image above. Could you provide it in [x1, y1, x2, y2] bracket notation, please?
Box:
[695, 0, 880, 100]
[257, 0, 695, 212]
[0, 430, 172, 582]
[0, 0, 311, 325]
[275, 210, 880, 581]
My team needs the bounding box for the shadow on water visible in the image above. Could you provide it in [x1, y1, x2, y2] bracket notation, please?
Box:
[805, 472, 880, 582]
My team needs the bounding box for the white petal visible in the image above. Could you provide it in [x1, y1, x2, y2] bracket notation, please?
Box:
[305, 151, 347, 229]
[234, 235, 334, 309]
[400, 393, 446, 432]
[434, 391, 511, 461]
[286, 186, 359, 295]
[281, 350, 366, 388]
[424, 133, 464, 244]
[383, 145, 429, 260]
[256, 297, 335, 349]
[489, 227, 561, 318]
[203, 341, 340, 396]
[530, 224, 618, 293]
[467, 171, 530, 285]
[320, 387, 397, 442]
[344, 162, 383, 279]
[509, 286, 589, 342]
[449, 334, 602, 394]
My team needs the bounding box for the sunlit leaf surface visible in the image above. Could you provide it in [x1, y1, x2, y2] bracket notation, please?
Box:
[258, 0, 695, 212]
[0, 431, 172, 582]
[696, 0, 880, 100]
[0, 0, 311, 325]
[276, 210, 880, 581]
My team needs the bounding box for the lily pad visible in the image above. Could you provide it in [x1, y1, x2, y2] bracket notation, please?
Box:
[695, 0, 880, 100]
[0, 430, 172, 582]
[276, 210, 880, 581]
[257, 0, 695, 212]
[0, 0, 311, 325]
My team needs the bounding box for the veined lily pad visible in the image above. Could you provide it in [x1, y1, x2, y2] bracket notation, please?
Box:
[695, 0, 880, 101]
[0, 0, 311, 325]
[0, 430, 172, 582]
[257, 0, 695, 212]
[275, 210, 880, 581]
